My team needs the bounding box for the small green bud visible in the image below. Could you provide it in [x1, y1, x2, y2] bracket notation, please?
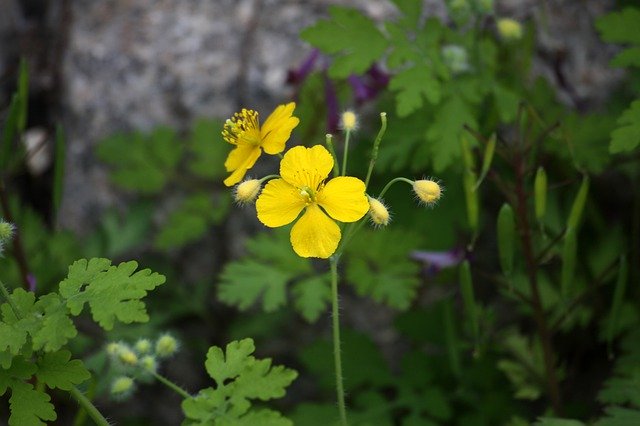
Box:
[534, 167, 547, 222]
[0, 220, 15, 241]
[118, 348, 138, 366]
[561, 227, 577, 299]
[156, 334, 179, 358]
[497, 18, 523, 41]
[106, 342, 126, 358]
[441, 45, 469, 75]
[134, 338, 152, 355]
[140, 355, 158, 373]
[567, 175, 589, 231]
[111, 376, 135, 399]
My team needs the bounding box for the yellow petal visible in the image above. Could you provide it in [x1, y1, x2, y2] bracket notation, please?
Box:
[280, 145, 333, 189]
[261, 103, 299, 155]
[317, 176, 368, 223]
[256, 178, 305, 227]
[223, 145, 262, 187]
[290, 204, 341, 258]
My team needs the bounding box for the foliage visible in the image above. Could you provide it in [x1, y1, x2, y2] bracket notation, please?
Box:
[182, 338, 297, 425]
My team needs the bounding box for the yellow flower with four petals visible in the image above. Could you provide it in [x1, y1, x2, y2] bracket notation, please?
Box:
[256, 145, 369, 258]
[222, 103, 299, 186]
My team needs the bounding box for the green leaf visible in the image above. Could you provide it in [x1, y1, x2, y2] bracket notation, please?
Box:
[184, 338, 297, 424]
[31, 293, 77, 352]
[389, 65, 442, 117]
[96, 127, 183, 194]
[610, 100, 640, 153]
[188, 119, 228, 179]
[566, 175, 589, 231]
[218, 230, 313, 314]
[390, 0, 423, 28]
[9, 382, 56, 426]
[493, 84, 520, 122]
[535, 418, 585, 426]
[595, 407, 640, 426]
[155, 193, 229, 250]
[218, 261, 289, 312]
[292, 274, 331, 323]
[0, 289, 37, 355]
[59, 258, 165, 330]
[610, 46, 640, 68]
[346, 229, 421, 310]
[36, 350, 90, 390]
[596, 8, 640, 44]
[301, 6, 388, 78]
[0, 357, 37, 395]
[426, 94, 477, 172]
[205, 339, 256, 386]
[497, 203, 516, 277]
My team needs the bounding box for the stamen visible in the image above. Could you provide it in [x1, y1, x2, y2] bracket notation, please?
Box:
[222, 109, 260, 145]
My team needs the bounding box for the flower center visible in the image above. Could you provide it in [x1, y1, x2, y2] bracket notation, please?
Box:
[222, 108, 261, 146]
[299, 186, 316, 204]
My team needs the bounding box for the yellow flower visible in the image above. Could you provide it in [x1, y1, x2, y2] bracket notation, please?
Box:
[256, 145, 368, 258]
[222, 103, 300, 187]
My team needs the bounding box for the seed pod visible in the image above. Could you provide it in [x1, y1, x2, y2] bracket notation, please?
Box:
[497, 203, 515, 276]
[534, 167, 547, 222]
[567, 175, 589, 230]
[607, 256, 628, 357]
[561, 227, 577, 299]
[459, 260, 479, 345]
[460, 134, 475, 171]
[475, 133, 496, 189]
[463, 170, 479, 233]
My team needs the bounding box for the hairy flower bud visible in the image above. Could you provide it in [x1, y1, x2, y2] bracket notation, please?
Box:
[340, 111, 358, 132]
[497, 18, 523, 41]
[134, 338, 152, 355]
[234, 179, 262, 205]
[156, 334, 179, 358]
[367, 196, 390, 227]
[118, 348, 138, 366]
[412, 179, 442, 206]
[111, 376, 135, 399]
[140, 355, 158, 373]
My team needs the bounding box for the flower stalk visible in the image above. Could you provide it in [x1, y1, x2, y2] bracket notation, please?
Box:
[330, 256, 348, 426]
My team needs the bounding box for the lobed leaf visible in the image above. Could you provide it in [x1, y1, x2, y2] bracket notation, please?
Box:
[59, 258, 165, 330]
[610, 100, 640, 153]
[35, 350, 90, 391]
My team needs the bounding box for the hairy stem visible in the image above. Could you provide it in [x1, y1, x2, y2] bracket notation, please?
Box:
[330, 256, 348, 426]
[152, 371, 191, 400]
[69, 386, 111, 426]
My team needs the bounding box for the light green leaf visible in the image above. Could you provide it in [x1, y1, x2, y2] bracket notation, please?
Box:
[426, 94, 477, 172]
[205, 338, 256, 386]
[97, 127, 183, 194]
[346, 230, 421, 310]
[59, 258, 165, 330]
[188, 119, 228, 179]
[9, 382, 56, 426]
[595, 407, 640, 426]
[155, 193, 229, 250]
[36, 350, 90, 390]
[493, 84, 520, 122]
[31, 293, 77, 352]
[389, 65, 442, 117]
[218, 261, 289, 312]
[596, 8, 640, 44]
[535, 418, 585, 426]
[610, 100, 640, 153]
[292, 274, 331, 323]
[301, 6, 388, 78]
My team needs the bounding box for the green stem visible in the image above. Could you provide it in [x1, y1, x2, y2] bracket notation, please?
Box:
[0, 279, 21, 319]
[325, 134, 340, 178]
[330, 257, 348, 426]
[378, 177, 414, 199]
[341, 130, 351, 176]
[364, 112, 387, 189]
[69, 386, 110, 426]
[152, 371, 191, 400]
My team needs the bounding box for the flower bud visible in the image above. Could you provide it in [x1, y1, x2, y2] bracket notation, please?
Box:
[340, 111, 358, 132]
[155, 334, 179, 358]
[111, 376, 135, 399]
[0, 220, 15, 242]
[497, 18, 523, 41]
[412, 179, 442, 206]
[234, 179, 262, 205]
[118, 347, 138, 366]
[134, 338, 152, 355]
[367, 196, 390, 227]
[140, 355, 158, 373]
[441, 45, 469, 75]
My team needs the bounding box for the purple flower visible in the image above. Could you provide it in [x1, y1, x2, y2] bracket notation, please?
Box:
[286, 49, 320, 85]
[411, 247, 465, 276]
